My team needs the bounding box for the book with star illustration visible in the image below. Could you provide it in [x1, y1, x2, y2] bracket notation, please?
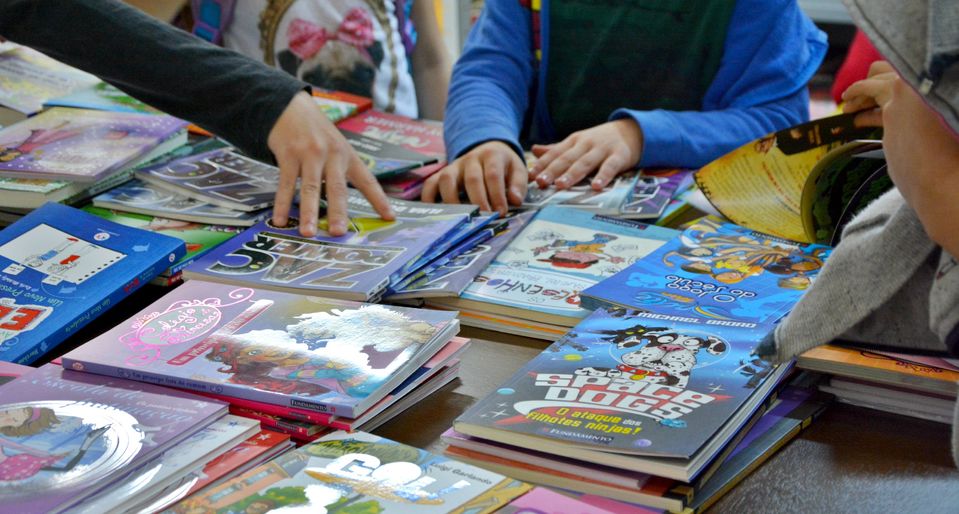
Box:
[0, 203, 186, 364]
[62, 279, 459, 418]
[453, 307, 790, 482]
[164, 430, 530, 514]
[0, 363, 226, 514]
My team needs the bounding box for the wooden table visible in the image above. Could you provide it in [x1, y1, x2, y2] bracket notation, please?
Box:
[376, 326, 959, 513]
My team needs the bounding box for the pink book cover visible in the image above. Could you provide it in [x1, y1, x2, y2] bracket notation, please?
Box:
[501, 487, 623, 514]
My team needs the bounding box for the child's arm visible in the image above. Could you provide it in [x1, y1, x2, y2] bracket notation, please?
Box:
[410, 0, 451, 121]
[532, 0, 826, 189]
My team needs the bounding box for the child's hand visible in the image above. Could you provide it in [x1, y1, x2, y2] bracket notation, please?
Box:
[529, 119, 643, 191]
[421, 140, 526, 214]
[841, 60, 898, 126]
[268, 91, 394, 237]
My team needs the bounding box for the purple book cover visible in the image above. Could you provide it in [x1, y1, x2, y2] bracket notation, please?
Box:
[0, 364, 225, 513]
[63, 280, 458, 418]
[0, 107, 185, 182]
[620, 169, 694, 220]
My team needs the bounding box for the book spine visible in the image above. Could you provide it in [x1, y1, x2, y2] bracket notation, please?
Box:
[221, 395, 353, 431]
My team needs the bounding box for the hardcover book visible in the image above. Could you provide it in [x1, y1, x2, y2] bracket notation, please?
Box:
[337, 111, 444, 178]
[0, 203, 186, 364]
[164, 430, 530, 514]
[136, 147, 279, 211]
[430, 206, 678, 328]
[0, 364, 226, 514]
[453, 307, 789, 481]
[581, 216, 831, 330]
[62, 280, 459, 418]
[0, 107, 187, 182]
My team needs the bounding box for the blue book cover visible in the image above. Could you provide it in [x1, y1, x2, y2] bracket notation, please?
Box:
[0, 203, 186, 364]
[581, 217, 831, 329]
[455, 206, 678, 323]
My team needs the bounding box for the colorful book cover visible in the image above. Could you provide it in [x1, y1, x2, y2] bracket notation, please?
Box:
[581, 216, 831, 330]
[522, 171, 638, 214]
[229, 406, 329, 438]
[620, 168, 695, 220]
[337, 111, 444, 178]
[455, 307, 786, 473]
[0, 363, 226, 514]
[188, 430, 294, 495]
[312, 96, 357, 123]
[452, 206, 678, 323]
[0, 107, 186, 182]
[93, 178, 270, 226]
[382, 162, 445, 194]
[184, 196, 468, 301]
[62, 280, 458, 418]
[0, 203, 186, 364]
[164, 430, 530, 514]
[82, 205, 242, 275]
[136, 147, 279, 211]
[0, 45, 99, 115]
[797, 344, 959, 396]
[313, 89, 373, 114]
[44, 81, 161, 114]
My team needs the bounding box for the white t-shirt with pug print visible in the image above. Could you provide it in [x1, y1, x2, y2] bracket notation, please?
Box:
[224, 0, 418, 118]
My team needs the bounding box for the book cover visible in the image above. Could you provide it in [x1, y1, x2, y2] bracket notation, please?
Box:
[0, 364, 226, 514]
[0, 360, 30, 385]
[136, 147, 279, 212]
[313, 89, 373, 114]
[620, 168, 695, 220]
[44, 81, 161, 114]
[0, 203, 187, 364]
[447, 206, 678, 324]
[337, 111, 444, 178]
[499, 487, 634, 514]
[797, 345, 959, 396]
[63, 280, 458, 418]
[521, 172, 638, 214]
[581, 216, 831, 330]
[454, 307, 786, 475]
[93, 178, 270, 226]
[381, 162, 445, 195]
[187, 430, 293, 495]
[0, 45, 99, 115]
[0, 107, 186, 182]
[82, 205, 242, 276]
[312, 96, 358, 123]
[164, 430, 530, 514]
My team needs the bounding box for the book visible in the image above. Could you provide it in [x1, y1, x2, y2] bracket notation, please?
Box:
[183, 193, 472, 301]
[313, 89, 373, 114]
[394, 210, 536, 300]
[453, 307, 790, 482]
[0, 203, 186, 364]
[499, 487, 660, 514]
[521, 171, 639, 214]
[580, 216, 831, 330]
[228, 406, 331, 439]
[797, 344, 959, 397]
[620, 168, 695, 220]
[0, 359, 30, 385]
[136, 147, 279, 212]
[381, 161, 445, 199]
[819, 377, 954, 424]
[82, 205, 242, 277]
[428, 206, 678, 330]
[337, 110, 444, 178]
[62, 280, 459, 418]
[164, 430, 531, 513]
[44, 81, 162, 114]
[0, 363, 226, 514]
[0, 107, 187, 182]
[0, 44, 99, 116]
[694, 112, 889, 244]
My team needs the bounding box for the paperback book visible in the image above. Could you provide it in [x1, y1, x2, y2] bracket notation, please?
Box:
[0, 44, 98, 115]
[581, 216, 831, 330]
[44, 81, 161, 114]
[0, 107, 187, 182]
[454, 307, 790, 481]
[0, 363, 226, 514]
[337, 110, 444, 178]
[164, 430, 531, 514]
[620, 168, 695, 220]
[62, 280, 459, 418]
[0, 203, 186, 364]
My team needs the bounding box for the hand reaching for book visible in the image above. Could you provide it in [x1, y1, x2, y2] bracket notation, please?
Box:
[421, 140, 526, 214]
[268, 91, 394, 237]
[528, 119, 643, 192]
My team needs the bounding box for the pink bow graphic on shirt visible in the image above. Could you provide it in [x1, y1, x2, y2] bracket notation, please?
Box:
[287, 8, 376, 62]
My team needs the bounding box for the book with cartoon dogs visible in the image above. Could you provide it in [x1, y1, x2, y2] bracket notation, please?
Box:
[0, 203, 187, 365]
[581, 216, 831, 330]
[63, 280, 459, 418]
[337, 110, 444, 178]
[0, 363, 226, 514]
[453, 307, 790, 481]
[164, 430, 530, 514]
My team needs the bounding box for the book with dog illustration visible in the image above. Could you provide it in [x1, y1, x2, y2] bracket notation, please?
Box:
[581, 216, 831, 330]
[0, 107, 187, 182]
[62, 280, 458, 418]
[694, 112, 889, 244]
[454, 307, 789, 482]
[337, 110, 444, 178]
[0, 363, 226, 514]
[163, 430, 530, 514]
[0, 203, 186, 365]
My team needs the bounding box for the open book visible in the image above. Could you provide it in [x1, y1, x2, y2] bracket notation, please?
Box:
[695, 112, 889, 244]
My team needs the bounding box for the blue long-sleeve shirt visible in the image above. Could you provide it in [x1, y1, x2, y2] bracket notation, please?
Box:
[444, 0, 828, 169]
